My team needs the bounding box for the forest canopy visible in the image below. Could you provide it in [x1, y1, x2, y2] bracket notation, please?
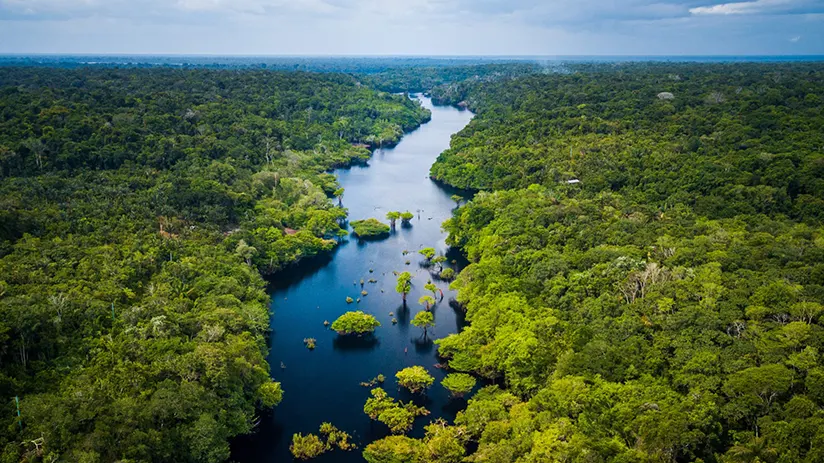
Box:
[0, 67, 429, 462]
[364, 61, 824, 462]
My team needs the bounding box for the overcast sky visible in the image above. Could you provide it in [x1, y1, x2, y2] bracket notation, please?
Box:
[1, 0, 822, 55]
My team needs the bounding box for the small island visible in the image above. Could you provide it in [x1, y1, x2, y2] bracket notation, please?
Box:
[331, 311, 381, 335]
[350, 218, 391, 239]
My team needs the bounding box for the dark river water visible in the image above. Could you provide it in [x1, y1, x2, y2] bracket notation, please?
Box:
[232, 96, 474, 462]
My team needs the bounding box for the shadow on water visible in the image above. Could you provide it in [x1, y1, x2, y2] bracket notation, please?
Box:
[441, 397, 469, 416]
[265, 247, 340, 291]
[332, 334, 380, 352]
[395, 303, 411, 328]
[411, 337, 434, 354]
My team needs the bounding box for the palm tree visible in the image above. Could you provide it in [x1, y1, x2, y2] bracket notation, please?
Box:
[726, 436, 777, 463]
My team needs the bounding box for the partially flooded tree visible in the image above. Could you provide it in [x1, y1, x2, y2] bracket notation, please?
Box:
[424, 282, 438, 299]
[396, 271, 412, 302]
[396, 366, 435, 394]
[412, 310, 434, 338]
[386, 211, 401, 229]
[418, 295, 435, 311]
[418, 247, 436, 264]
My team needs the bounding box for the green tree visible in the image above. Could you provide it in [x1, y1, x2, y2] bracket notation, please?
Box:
[363, 436, 424, 463]
[450, 195, 463, 207]
[441, 373, 476, 398]
[419, 247, 436, 263]
[258, 381, 284, 408]
[424, 282, 439, 300]
[386, 211, 401, 229]
[331, 311, 381, 335]
[439, 268, 455, 281]
[351, 218, 391, 238]
[412, 310, 434, 337]
[400, 211, 414, 224]
[396, 271, 412, 302]
[396, 366, 434, 394]
[290, 433, 326, 460]
[418, 295, 435, 311]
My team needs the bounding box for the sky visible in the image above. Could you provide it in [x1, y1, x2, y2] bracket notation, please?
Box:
[0, 0, 823, 55]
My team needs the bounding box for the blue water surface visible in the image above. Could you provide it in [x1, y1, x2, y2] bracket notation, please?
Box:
[232, 96, 474, 462]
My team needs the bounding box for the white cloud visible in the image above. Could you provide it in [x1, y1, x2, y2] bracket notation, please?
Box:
[790, 34, 801, 40]
[690, 0, 794, 15]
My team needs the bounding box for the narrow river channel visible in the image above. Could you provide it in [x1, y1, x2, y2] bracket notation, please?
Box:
[233, 96, 474, 462]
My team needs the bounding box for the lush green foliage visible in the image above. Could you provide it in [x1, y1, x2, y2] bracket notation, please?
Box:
[363, 388, 429, 435]
[417, 295, 436, 310]
[362, 420, 466, 463]
[412, 310, 435, 336]
[439, 268, 456, 281]
[440, 373, 476, 398]
[289, 423, 355, 460]
[396, 271, 413, 301]
[0, 67, 429, 462]
[330, 311, 381, 335]
[370, 63, 824, 462]
[290, 433, 326, 460]
[419, 247, 436, 261]
[351, 218, 391, 238]
[395, 366, 435, 394]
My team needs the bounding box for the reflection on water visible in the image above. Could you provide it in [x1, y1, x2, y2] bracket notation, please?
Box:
[233, 97, 474, 463]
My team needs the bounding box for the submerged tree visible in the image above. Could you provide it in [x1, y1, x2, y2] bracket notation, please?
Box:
[441, 373, 476, 398]
[396, 271, 412, 302]
[333, 187, 345, 206]
[386, 211, 401, 229]
[290, 433, 326, 460]
[418, 247, 436, 264]
[330, 311, 381, 335]
[363, 388, 429, 434]
[400, 211, 414, 224]
[412, 311, 434, 338]
[418, 295, 435, 311]
[439, 267, 455, 281]
[424, 282, 441, 301]
[396, 366, 435, 394]
[290, 423, 356, 460]
[351, 218, 390, 238]
[451, 194, 464, 207]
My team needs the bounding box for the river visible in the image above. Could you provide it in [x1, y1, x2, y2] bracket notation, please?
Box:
[232, 96, 474, 462]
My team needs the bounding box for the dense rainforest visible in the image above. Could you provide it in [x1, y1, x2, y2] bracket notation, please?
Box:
[3, 60, 824, 463]
[358, 63, 824, 462]
[0, 67, 430, 462]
